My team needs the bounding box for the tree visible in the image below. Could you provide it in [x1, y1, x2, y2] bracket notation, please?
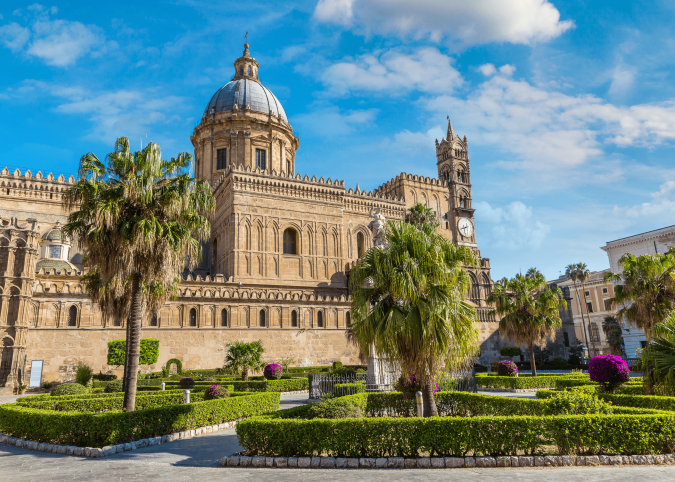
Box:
[349, 220, 479, 417]
[602, 316, 624, 355]
[63, 137, 215, 411]
[107, 339, 160, 366]
[641, 310, 675, 395]
[406, 203, 439, 228]
[565, 263, 595, 355]
[224, 340, 265, 380]
[487, 269, 567, 376]
[604, 248, 675, 335]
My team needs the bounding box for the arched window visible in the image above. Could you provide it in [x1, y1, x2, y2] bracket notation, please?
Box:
[291, 310, 298, 327]
[149, 314, 157, 327]
[259, 309, 266, 327]
[67, 305, 77, 327]
[239, 66, 244, 75]
[247, 65, 252, 75]
[283, 228, 297, 254]
[346, 311, 351, 326]
[457, 170, 463, 183]
[113, 317, 121, 327]
[221, 309, 228, 327]
[189, 308, 197, 327]
[357, 232, 365, 258]
[317, 311, 323, 328]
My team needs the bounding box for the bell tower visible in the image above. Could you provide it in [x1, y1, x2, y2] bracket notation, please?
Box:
[436, 117, 476, 247]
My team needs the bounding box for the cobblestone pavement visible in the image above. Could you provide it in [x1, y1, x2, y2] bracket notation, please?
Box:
[3, 392, 675, 480]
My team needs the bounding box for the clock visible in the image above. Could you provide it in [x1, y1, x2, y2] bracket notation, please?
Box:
[457, 218, 474, 238]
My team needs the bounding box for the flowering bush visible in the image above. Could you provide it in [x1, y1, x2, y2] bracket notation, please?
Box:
[588, 354, 630, 393]
[204, 384, 229, 400]
[395, 374, 438, 399]
[263, 363, 283, 380]
[497, 360, 518, 377]
[178, 377, 195, 389]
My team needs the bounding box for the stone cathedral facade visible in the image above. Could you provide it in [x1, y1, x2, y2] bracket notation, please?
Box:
[0, 44, 501, 391]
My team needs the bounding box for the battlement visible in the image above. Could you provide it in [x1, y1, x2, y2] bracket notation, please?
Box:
[0, 167, 76, 203]
[374, 172, 448, 195]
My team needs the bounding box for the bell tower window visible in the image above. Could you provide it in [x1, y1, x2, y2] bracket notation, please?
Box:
[255, 149, 266, 170]
[49, 245, 62, 259]
[217, 149, 227, 170]
[357, 232, 365, 258]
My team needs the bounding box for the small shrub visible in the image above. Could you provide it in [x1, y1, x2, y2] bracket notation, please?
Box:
[500, 347, 522, 357]
[104, 379, 124, 393]
[548, 356, 569, 369]
[332, 361, 343, 370]
[334, 381, 366, 397]
[137, 371, 146, 380]
[94, 371, 117, 381]
[204, 384, 230, 400]
[75, 363, 93, 387]
[263, 364, 283, 380]
[543, 391, 613, 416]
[497, 361, 518, 377]
[589, 354, 630, 393]
[51, 382, 88, 397]
[395, 374, 437, 399]
[178, 378, 195, 389]
[41, 382, 53, 391]
[490, 362, 499, 372]
[309, 394, 366, 419]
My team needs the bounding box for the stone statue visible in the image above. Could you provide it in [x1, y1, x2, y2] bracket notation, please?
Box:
[369, 206, 386, 247]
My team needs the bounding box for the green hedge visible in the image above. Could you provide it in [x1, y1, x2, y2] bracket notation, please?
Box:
[597, 393, 675, 412]
[237, 393, 675, 457]
[17, 389, 200, 405]
[334, 381, 366, 397]
[0, 392, 280, 447]
[476, 376, 559, 389]
[162, 378, 308, 393]
[480, 373, 587, 378]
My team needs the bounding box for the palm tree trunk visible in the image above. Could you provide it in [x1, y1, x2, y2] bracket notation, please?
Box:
[122, 274, 142, 412]
[574, 283, 591, 357]
[122, 320, 131, 392]
[422, 379, 439, 417]
[529, 344, 537, 377]
[242, 367, 248, 381]
[579, 281, 597, 356]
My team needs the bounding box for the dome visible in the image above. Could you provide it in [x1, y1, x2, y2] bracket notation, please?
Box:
[43, 226, 69, 243]
[203, 79, 288, 123]
[36, 259, 75, 273]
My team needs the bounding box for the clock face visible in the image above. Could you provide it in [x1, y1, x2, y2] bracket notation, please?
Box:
[457, 218, 474, 238]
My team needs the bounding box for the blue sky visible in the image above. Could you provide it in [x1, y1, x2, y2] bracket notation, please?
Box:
[1, 0, 674, 281]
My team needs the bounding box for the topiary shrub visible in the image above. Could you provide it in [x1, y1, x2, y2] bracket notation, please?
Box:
[497, 360, 518, 377]
[543, 390, 613, 415]
[204, 384, 230, 400]
[263, 364, 283, 380]
[75, 363, 93, 386]
[51, 382, 88, 397]
[104, 379, 124, 393]
[332, 361, 343, 370]
[178, 377, 194, 389]
[589, 354, 630, 393]
[309, 394, 366, 419]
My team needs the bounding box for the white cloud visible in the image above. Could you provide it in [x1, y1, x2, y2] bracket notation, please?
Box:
[419, 75, 675, 175]
[0, 9, 108, 66]
[619, 181, 675, 219]
[319, 47, 462, 96]
[293, 105, 378, 137]
[478, 63, 497, 76]
[475, 200, 551, 249]
[314, 0, 574, 45]
[499, 64, 516, 76]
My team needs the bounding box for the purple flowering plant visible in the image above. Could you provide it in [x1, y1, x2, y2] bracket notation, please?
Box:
[588, 354, 630, 393]
[204, 384, 229, 400]
[497, 360, 518, 377]
[264, 363, 283, 380]
[395, 374, 438, 399]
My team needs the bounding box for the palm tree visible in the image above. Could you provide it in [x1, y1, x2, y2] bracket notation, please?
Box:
[565, 263, 593, 356]
[487, 269, 567, 376]
[406, 203, 439, 228]
[575, 263, 597, 355]
[604, 248, 675, 335]
[641, 310, 675, 396]
[349, 220, 479, 417]
[225, 340, 265, 380]
[602, 315, 624, 355]
[63, 137, 215, 411]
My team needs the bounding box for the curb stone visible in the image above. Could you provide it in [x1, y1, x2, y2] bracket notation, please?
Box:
[217, 453, 675, 469]
[0, 421, 237, 458]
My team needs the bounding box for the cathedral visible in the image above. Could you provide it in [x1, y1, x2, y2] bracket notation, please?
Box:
[0, 44, 499, 392]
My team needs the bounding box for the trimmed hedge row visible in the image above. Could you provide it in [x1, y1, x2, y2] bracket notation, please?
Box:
[162, 378, 308, 392]
[0, 392, 280, 447]
[597, 393, 675, 412]
[475, 376, 559, 389]
[237, 392, 675, 457]
[480, 373, 587, 378]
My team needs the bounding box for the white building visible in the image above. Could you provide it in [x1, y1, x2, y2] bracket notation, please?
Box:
[601, 225, 675, 358]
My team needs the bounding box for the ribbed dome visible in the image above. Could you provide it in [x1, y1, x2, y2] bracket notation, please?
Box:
[36, 259, 75, 273]
[43, 228, 69, 242]
[203, 79, 288, 124]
